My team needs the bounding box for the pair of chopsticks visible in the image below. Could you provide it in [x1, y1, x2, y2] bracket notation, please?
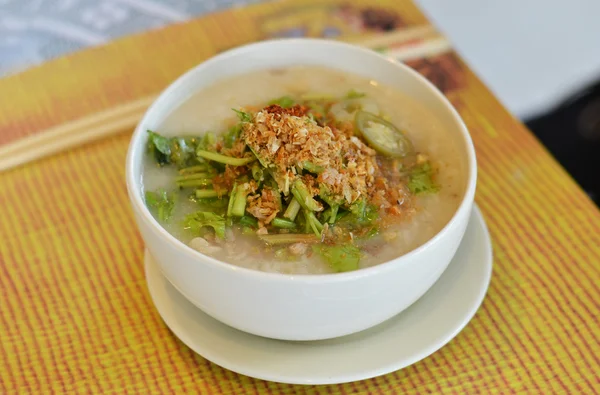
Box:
[0, 25, 449, 172]
[0, 96, 156, 172]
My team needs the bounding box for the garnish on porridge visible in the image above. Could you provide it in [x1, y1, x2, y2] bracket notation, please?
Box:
[144, 89, 439, 272]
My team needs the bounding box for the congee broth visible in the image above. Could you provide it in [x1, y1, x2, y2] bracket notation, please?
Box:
[142, 66, 465, 274]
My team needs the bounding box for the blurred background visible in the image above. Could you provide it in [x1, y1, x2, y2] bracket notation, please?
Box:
[1, 0, 598, 204]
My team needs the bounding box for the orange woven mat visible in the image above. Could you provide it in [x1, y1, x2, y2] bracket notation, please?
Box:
[1, 0, 599, 393]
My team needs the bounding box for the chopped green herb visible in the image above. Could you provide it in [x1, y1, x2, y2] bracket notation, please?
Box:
[305, 210, 323, 236]
[408, 162, 439, 195]
[349, 199, 366, 218]
[361, 227, 379, 239]
[283, 198, 301, 221]
[362, 204, 379, 225]
[224, 124, 242, 148]
[196, 150, 256, 166]
[146, 131, 200, 167]
[195, 189, 222, 199]
[300, 210, 311, 234]
[177, 179, 213, 188]
[184, 211, 226, 239]
[291, 179, 322, 212]
[337, 201, 378, 229]
[175, 173, 211, 182]
[335, 210, 349, 222]
[319, 184, 344, 207]
[239, 215, 258, 228]
[251, 162, 264, 182]
[145, 189, 175, 222]
[147, 130, 171, 166]
[268, 96, 295, 108]
[247, 145, 271, 168]
[193, 197, 229, 212]
[269, 183, 283, 211]
[302, 161, 324, 174]
[328, 205, 339, 224]
[272, 217, 297, 229]
[231, 183, 250, 217]
[232, 108, 253, 123]
[345, 89, 366, 99]
[303, 100, 328, 124]
[204, 132, 216, 145]
[169, 137, 198, 168]
[242, 226, 255, 235]
[313, 244, 361, 272]
[179, 165, 208, 175]
[226, 182, 237, 217]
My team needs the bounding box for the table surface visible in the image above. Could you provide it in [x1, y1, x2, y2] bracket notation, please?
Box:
[1, 0, 599, 393]
[3, 0, 600, 119]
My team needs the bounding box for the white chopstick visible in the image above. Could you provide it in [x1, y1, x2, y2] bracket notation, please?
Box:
[0, 95, 156, 172]
[348, 25, 438, 49]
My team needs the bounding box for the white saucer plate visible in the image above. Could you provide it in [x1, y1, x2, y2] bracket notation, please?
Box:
[145, 205, 493, 385]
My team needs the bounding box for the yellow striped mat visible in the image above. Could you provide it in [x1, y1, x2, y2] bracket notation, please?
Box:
[0, 0, 599, 393]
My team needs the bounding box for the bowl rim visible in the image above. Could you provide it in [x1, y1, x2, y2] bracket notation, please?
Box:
[126, 37, 477, 283]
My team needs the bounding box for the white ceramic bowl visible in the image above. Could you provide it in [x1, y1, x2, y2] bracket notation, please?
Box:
[126, 39, 477, 341]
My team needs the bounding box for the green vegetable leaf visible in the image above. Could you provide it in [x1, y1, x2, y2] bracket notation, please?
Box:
[184, 211, 226, 239]
[247, 145, 271, 168]
[259, 233, 320, 245]
[196, 150, 256, 166]
[335, 210, 349, 222]
[291, 179, 322, 212]
[272, 217, 297, 229]
[408, 162, 439, 195]
[319, 184, 344, 206]
[239, 215, 258, 228]
[170, 137, 198, 168]
[302, 161, 324, 174]
[363, 205, 379, 224]
[349, 200, 378, 225]
[313, 244, 361, 272]
[147, 130, 172, 166]
[303, 100, 328, 124]
[232, 108, 253, 123]
[147, 131, 201, 168]
[190, 196, 229, 213]
[349, 199, 366, 217]
[203, 132, 216, 147]
[268, 96, 295, 108]
[147, 130, 171, 155]
[362, 227, 379, 239]
[242, 226, 255, 235]
[251, 162, 264, 182]
[224, 124, 242, 148]
[345, 89, 366, 99]
[145, 189, 175, 222]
